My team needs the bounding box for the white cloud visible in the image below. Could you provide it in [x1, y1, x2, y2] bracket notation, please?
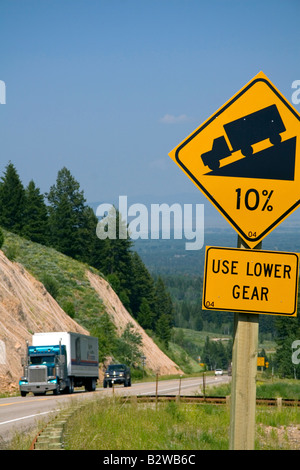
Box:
[159, 113, 189, 124]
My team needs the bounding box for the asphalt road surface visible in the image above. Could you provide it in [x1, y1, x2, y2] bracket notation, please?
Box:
[0, 374, 230, 446]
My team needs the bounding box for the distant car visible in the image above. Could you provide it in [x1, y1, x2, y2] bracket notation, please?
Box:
[215, 369, 223, 376]
[103, 364, 131, 388]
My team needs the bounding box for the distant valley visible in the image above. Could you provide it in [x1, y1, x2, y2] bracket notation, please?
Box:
[134, 213, 300, 277]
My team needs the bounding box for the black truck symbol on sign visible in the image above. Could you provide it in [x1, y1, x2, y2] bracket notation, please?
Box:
[201, 104, 286, 171]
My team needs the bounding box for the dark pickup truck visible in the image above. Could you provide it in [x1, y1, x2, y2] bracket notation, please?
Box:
[103, 364, 131, 388]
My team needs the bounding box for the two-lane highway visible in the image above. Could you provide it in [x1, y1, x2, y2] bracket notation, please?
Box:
[0, 374, 230, 447]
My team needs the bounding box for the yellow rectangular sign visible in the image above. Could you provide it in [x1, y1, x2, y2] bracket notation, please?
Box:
[203, 246, 299, 316]
[257, 357, 265, 367]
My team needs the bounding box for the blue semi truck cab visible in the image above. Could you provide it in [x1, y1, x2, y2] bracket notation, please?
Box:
[19, 343, 68, 396]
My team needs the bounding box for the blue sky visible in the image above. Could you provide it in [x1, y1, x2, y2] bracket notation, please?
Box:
[1, 0, 300, 207]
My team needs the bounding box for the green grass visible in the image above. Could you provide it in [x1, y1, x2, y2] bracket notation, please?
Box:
[64, 398, 230, 450]
[208, 379, 300, 400]
[166, 341, 203, 374]
[256, 380, 300, 399]
[1, 230, 106, 330]
[63, 396, 300, 450]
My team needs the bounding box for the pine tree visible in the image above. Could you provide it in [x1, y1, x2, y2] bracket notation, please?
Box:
[130, 251, 155, 318]
[154, 276, 174, 321]
[77, 205, 105, 265]
[98, 207, 133, 310]
[0, 162, 25, 233]
[46, 167, 87, 259]
[153, 276, 174, 347]
[137, 297, 154, 330]
[22, 180, 49, 244]
[156, 313, 172, 348]
[90, 234, 109, 274]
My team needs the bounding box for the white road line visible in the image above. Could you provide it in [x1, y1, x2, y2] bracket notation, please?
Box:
[0, 410, 55, 426]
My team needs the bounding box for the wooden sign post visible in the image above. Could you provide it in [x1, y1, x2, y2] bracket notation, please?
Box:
[229, 238, 259, 450]
[229, 310, 259, 449]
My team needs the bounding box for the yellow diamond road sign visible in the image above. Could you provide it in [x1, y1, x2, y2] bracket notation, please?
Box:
[169, 71, 300, 248]
[203, 246, 299, 316]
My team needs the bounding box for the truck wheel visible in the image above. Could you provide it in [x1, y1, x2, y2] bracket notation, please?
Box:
[103, 380, 107, 388]
[208, 160, 220, 171]
[21, 391, 27, 397]
[270, 134, 282, 146]
[85, 378, 97, 392]
[241, 146, 253, 157]
[68, 377, 74, 394]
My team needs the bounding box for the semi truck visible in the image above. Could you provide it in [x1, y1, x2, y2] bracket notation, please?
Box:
[201, 104, 286, 170]
[19, 332, 99, 396]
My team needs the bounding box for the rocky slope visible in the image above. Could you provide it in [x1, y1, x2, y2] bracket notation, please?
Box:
[87, 270, 182, 376]
[0, 250, 181, 392]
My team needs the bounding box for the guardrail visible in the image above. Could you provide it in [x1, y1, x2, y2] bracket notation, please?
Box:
[119, 395, 300, 406]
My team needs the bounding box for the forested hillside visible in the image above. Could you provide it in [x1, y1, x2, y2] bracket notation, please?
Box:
[0, 162, 173, 349]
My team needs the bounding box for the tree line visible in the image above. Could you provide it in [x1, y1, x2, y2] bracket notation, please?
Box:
[0, 162, 174, 348]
